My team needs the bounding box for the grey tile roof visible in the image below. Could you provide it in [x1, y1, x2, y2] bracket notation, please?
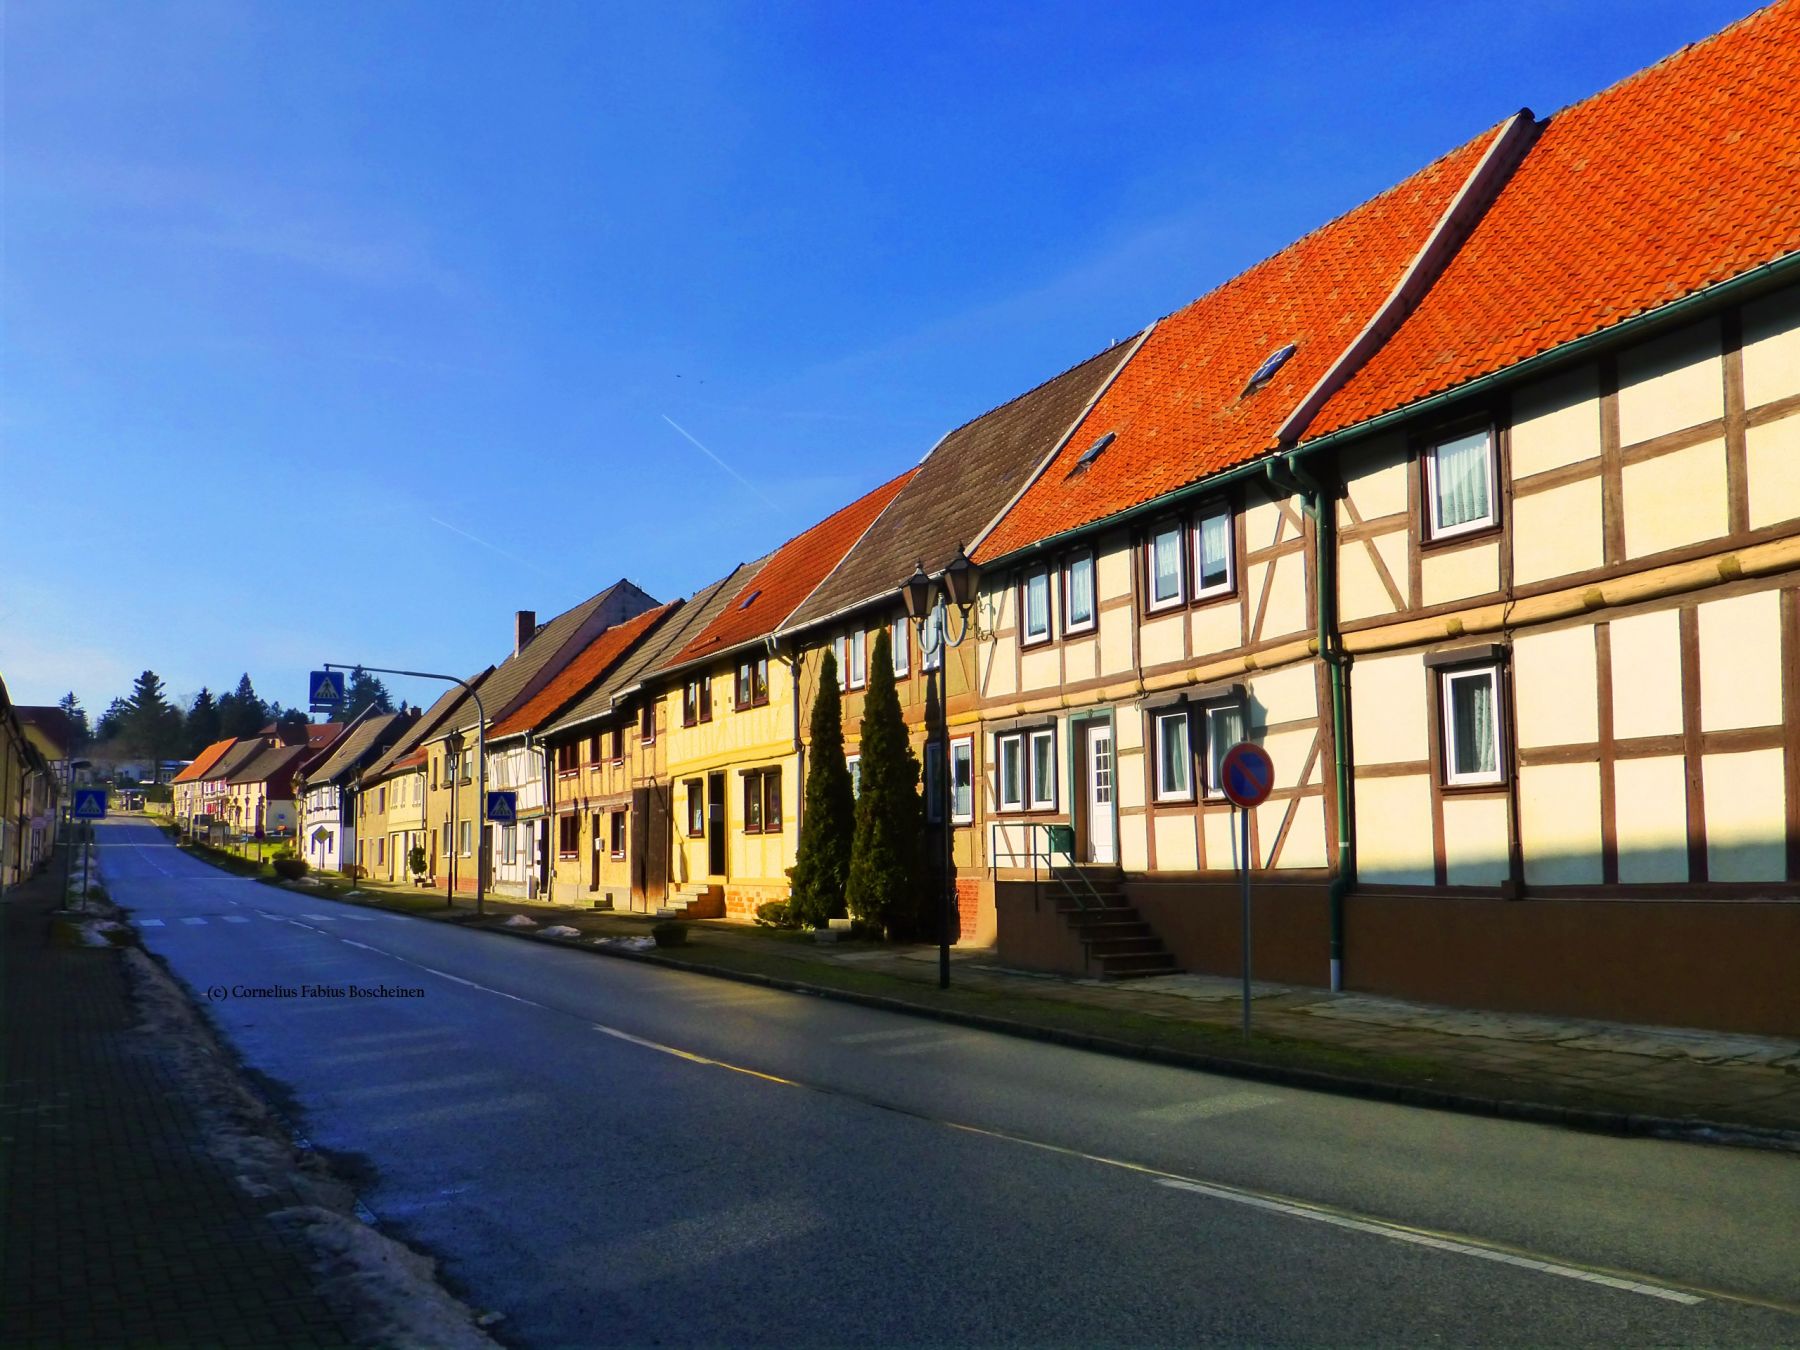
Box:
[303, 710, 416, 785]
[360, 671, 493, 783]
[204, 738, 269, 782]
[780, 339, 1132, 634]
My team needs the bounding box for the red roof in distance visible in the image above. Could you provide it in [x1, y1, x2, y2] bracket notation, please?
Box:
[489, 604, 676, 740]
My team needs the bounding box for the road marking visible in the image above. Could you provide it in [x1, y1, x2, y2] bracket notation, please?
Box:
[836, 1027, 942, 1045]
[875, 1036, 975, 1057]
[302, 914, 340, 922]
[135, 918, 165, 927]
[1138, 1091, 1280, 1123]
[1154, 1178, 1701, 1303]
[341, 914, 378, 922]
[222, 916, 251, 924]
[180, 917, 207, 926]
[586, 1019, 1745, 1313]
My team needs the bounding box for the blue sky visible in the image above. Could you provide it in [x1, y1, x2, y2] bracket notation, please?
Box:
[1, 0, 1753, 718]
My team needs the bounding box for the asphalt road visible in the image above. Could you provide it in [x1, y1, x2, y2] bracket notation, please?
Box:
[99, 818, 1799, 1346]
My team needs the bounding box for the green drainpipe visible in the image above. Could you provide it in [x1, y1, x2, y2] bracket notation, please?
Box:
[1267, 454, 1353, 992]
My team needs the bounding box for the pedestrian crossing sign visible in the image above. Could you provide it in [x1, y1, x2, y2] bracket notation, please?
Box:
[308, 670, 345, 710]
[486, 791, 517, 824]
[72, 788, 108, 820]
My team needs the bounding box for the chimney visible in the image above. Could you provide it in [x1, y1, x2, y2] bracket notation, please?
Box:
[514, 609, 537, 654]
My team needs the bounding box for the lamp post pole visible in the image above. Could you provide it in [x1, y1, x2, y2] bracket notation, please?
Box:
[324, 664, 487, 914]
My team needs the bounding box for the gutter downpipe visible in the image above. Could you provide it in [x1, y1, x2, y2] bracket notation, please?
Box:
[1266, 453, 1352, 993]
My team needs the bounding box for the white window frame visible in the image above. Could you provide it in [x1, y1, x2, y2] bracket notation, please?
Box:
[1152, 710, 1193, 802]
[1202, 702, 1248, 800]
[1424, 427, 1499, 541]
[832, 635, 847, 688]
[1022, 568, 1051, 645]
[1063, 552, 1096, 634]
[921, 602, 945, 672]
[997, 734, 1025, 813]
[1027, 728, 1056, 810]
[1148, 524, 1185, 612]
[459, 819, 473, 857]
[501, 823, 517, 865]
[1440, 664, 1506, 787]
[1191, 502, 1235, 600]
[950, 737, 974, 824]
[847, 754, 862, 799]
[848, 627, 866, 689]
[891, 619, 909, 676]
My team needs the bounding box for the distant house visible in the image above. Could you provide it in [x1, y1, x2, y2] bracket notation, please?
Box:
[296, 709, 416, 873]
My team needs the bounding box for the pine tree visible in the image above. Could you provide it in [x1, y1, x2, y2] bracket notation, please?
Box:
[346, 666, 395, 718]
[789, 648, 855, 928]
[186, 688, 222, 754]
[57, 692, 90, 749]
[846, 629, 923, 938]
[220, 673, 267, 739]
[95, 697, 130, 742]
[122, 670, 183, 780]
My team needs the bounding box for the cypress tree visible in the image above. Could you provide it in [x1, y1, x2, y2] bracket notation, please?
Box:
[847, 628, 923, 938]
[788, 648, 854, 928]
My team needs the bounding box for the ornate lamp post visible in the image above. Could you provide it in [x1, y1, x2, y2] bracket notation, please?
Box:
[899, 545, 980, 989]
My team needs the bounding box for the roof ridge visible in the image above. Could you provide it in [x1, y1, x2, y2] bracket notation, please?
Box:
[925, 333, 1139, 447]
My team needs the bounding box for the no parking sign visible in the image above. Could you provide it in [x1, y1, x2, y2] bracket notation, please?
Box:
[1220, 741, 1274, 1038]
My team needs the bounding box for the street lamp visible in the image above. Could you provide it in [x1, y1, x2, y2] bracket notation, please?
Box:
[899, 545, 981, 990]
[445, 728, 464, 909]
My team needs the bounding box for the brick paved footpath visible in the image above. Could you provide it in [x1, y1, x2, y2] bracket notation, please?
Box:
[1, 866, 354, 1348]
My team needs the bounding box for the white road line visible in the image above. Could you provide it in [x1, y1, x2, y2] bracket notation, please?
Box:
[1138, 1091, 1280, 1123]
[341, 914, 378, 921]
[222, 916, 251, 924]
[875, 1036, 975, 1057]
[136, 918, 165, 927]
[180, 917, 207, 926]
[302, 914, 340, 922]
[836, 1027, 942, 1045]
[1155, 1178, 1703, 1304]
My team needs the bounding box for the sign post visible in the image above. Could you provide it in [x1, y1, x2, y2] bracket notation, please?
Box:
[1219, 742, 1274, 1038]
[308, 670, 346, 714]
[71, 789, 106, 914]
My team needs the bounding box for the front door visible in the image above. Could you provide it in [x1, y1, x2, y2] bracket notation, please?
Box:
[1085, 723, 1116, 865]
[706, 772, 728, 877]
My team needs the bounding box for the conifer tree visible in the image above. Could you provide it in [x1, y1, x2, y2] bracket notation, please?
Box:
[789, 648, 854, 928]
[846, 629, 923, 937]
[186, 688, 221, 754]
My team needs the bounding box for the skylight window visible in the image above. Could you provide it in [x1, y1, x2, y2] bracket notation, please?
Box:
[737, 589, 761, 610]
[1243, 343, 1297, 394]
[1074, 431, 1115, 470]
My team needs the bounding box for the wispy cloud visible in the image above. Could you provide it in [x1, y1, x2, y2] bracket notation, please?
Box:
[428, 516, 554, 576]
[661, 415, 781, 509]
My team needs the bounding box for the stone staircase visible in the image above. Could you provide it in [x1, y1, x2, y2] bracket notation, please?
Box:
[657, 882, 724, 920]
[1051, 865, 1177, 979]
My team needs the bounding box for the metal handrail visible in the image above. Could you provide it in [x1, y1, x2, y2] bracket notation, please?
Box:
[989, 822, 1109, 913]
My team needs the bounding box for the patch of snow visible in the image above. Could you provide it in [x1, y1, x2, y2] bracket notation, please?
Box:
[296, 876, 324, 887]
[501, 914, 537, 928]
[540, 925, 581, 939]
[594, 935, 656, 952]
[77, 918, 129, 947]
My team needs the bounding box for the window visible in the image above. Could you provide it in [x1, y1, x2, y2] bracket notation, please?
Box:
[1202, 703, 1247, 798]
[686, 779, 705, 836]
[683, 681, 699, 726]
[444, 749, 456, 784]
[502, 823, 517, 865]
[847, 755, 862, 798]
[924, 742, 943, 823]
[1022, 569, 1051, 644]
[950, 738, 974, 823]
[1064, 553, 1096, 633]
[1441, 665, 1504, 786]
[1148, 525, 1184, 610]
[1193, 503, 1235, 599]
[377, 786, 386, 813]
[558, 813, 580, 858]
[610, 726, 624, 763]
[743, 767, 781, 834]
[1425, 428, 1497, 540]
[921, 602, 945, 672]
[376, 836, 386, 866]
[432, 757, 438, 790]
[1028, 728, 1056, 810]
[441, 821, 451, 855]
[833, 631, 867, 689]
[555, 741, 578, 775]
[460, 752, 471, 785]
[639, 702, 655, 744]
[736, 656, 770, 708]
[997, 734, 1024, 812]
[891, 620, 910, 676]
[609, 810, 627, 859]
[1154, 710, 1193, 802]
[460, 819, 473, 856]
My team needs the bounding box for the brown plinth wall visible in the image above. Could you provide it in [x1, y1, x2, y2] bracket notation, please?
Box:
[995, 873, 1800, 1036]
[1346, 892, 1800, 1038]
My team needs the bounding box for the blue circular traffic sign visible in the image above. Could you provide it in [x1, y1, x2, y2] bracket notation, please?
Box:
[1219, 742, 1274, 809]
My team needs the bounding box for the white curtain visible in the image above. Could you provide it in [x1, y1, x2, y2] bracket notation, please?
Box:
[1069, 558, 1094, 623]
[1159, 716, 1190, 795]
[1197, 510, 1231, 589]
[1434, 431, 1491, 529]
[1154, 529, 1181, 601]
[1208, 704, 1246, 789]
[1451, 673, 1497, 777]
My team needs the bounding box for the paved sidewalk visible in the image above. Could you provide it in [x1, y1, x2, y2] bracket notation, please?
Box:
[319, 873, 1800, 1143]
[1, 867, 355, 1348]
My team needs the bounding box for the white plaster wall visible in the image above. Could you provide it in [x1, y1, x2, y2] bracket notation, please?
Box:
[1740, 283, 1800, 410]
[1746, 413, 1800, 530]
[1608, 610, 1684, 739]
[1702, 748, 1787, 882]
[1613, 755, 1690, 882]
[1623, 439, 1730, 559]
[1616, 319, 1723, 446]
[1698, 590, 1784, 732]
[1442, 795, 1510, 886]
[1152, 813, 1199, 871]
[1139, 613, 1184, 668]
[1510, 366, 1602, 477]
[1355, 775, 1434, 884]
[1350, 653, 1427, 764]
[1337, 434, 1410, 525]
[1274, 797, 1327, 869]
[1513, 477, 1604, 585]
[1514, 625, 1598, 747]
[1519, 762, 1604, 885]
[1189, 602, 1240, 659]
[1421, 541, 1499, 607]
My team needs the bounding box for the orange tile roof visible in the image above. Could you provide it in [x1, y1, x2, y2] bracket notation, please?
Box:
[976, 123, 1507, 562]
[1312, 1, 1800, 437]
[669, 470, 917, 666]
[489, 604, 676, 740]
[173, 738, 236, 784]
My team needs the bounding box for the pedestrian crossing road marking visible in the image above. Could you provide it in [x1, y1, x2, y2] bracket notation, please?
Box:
[223, 915, 251, 923]
[136, 918, 164, 927]
[179, 917, 206, 925]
